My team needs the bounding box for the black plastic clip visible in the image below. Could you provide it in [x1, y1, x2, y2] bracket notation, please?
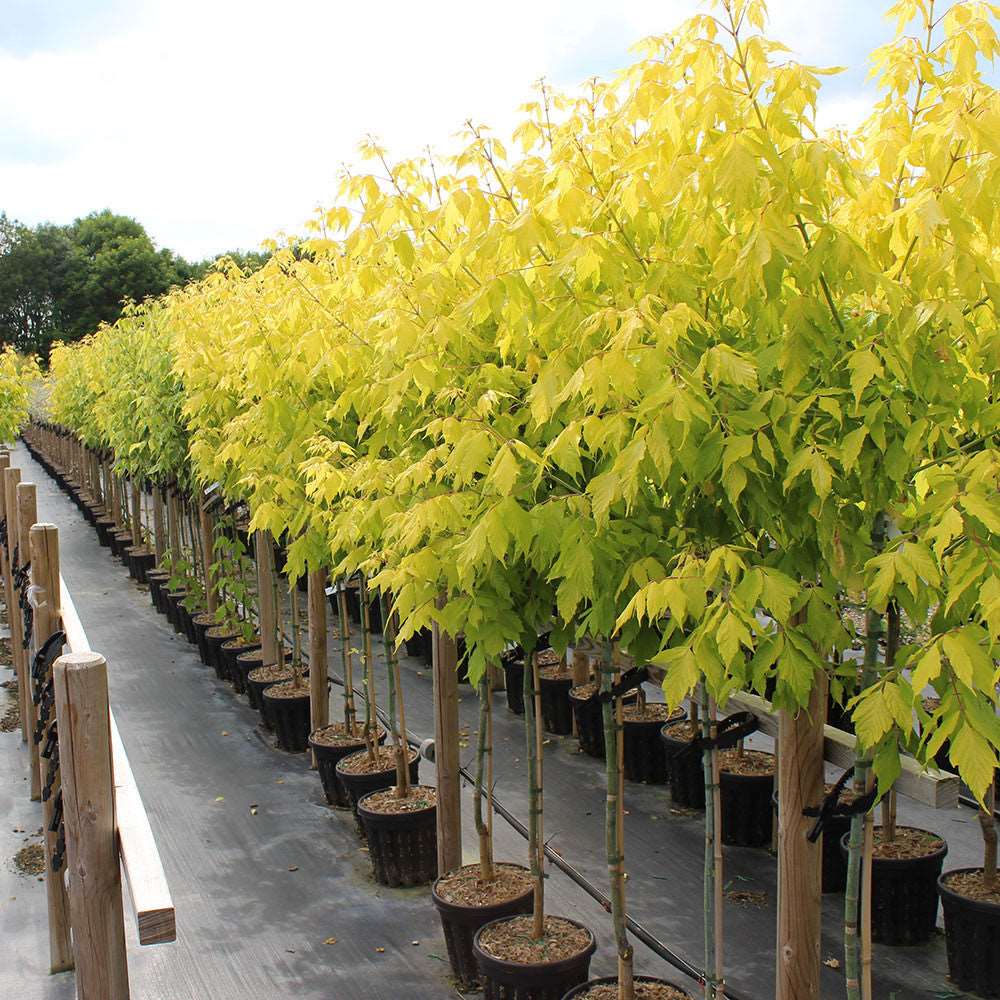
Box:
[596, 665, 649, 703]
[690, 711, 759, 752]
[803, 766, 879, 842]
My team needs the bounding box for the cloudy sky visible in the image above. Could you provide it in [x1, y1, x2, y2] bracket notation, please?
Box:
[2, 1, 895, 261]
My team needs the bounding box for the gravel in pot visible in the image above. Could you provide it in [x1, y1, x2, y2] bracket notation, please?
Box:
[432, 863, 533, 989]
[233, 648, 266, 695]
[335, 745, 420, 835]
[563, 977, 693, 999]
[472, 914, 596, 1000]
[263, 680, 312, 752]
[247, 664, 302, 726]
[309, 723, 387, 807]
[357, 785, 438, 887]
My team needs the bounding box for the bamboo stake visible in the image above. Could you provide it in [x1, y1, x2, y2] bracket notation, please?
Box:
[476, 674, 496, 882]
[380, 597, 410, 796]
[525, 649, 546, 939]
[308, 569, 328, 768]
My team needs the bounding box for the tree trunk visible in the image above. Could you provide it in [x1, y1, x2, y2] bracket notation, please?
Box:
[524, 648, 545, 939]
[476, 675, 496, 883]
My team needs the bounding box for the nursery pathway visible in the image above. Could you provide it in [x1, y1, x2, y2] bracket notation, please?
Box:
[5, 439, 990, 1000]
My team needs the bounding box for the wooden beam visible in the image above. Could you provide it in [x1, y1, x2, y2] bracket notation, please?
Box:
[28, 523, 74, 973]
[53, 651, 130, 1000]
[59, 575, 177, 946]
[16, 482, 41, 801]
[3, 466, 28, 746]
[724, 689, 959, 809]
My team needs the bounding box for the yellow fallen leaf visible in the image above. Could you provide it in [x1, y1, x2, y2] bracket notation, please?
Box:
[324, 937, 337, 945]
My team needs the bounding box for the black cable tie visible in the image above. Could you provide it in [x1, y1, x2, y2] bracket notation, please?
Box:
[803, 766, 879, 842]
[689, 711, 759, 752]
[596, 665, 648, 703]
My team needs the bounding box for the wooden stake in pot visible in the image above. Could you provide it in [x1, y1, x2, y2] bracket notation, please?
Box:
[336, 585, 357, 732]
[308, 568, 328, 767]
[475, 672, 496, 883]
[524, 647, 546, 938]
[380, 596, 410, 797]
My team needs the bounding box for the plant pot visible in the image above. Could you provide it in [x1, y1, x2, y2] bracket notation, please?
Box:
[623, 703, 685, 783]
[180, 604, 199, 644]
[112, 530, 133, 560]
[146, 570, 169, 613]
[719, 750, 775, 847]
[568, 684, 641, 759]
[310, 724, 387, 806]
[247, 665, 297, 724]
[166, 590, 188, 633]
[820, 803, 852, 894]
[221, 638, 260, 689]
[473, 915, 596, 1000]
[404, 628, 432, 661]
[233, 649, 266, 695]
[433, 863, 534, 989]
[335, 746, 420, 835]
[938, 867, 1000, 997]
[95, 517, 115, 548]
[562, 976, 693, 999]
[205, 626, 240, 679]
[840, 826, 947, 945]
[133, 550, 156, 584]
[263, 681, 312, 751]
[192, 612, 216, 665]
[357, 786, 438, 887]
[539, 667, 574, 736]
[503, 659, 525, 715]
[659, 720, 705, 809]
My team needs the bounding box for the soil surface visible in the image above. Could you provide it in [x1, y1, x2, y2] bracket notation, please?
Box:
[13, 843, 45, 876]
[478, 914, 592, 965]
[662, 720, 698, 742]
[942, 869, 1000, 905]
[248, 664, 296, 683]
[535, 648, 561, 667]
[718, 749, 775, 777]
[223, 636, 260, 650]
[206, 625, 239, 640]
[577, 983, 689, 1000]
[624, 703, 684, 724]
[435, 862, 533, 908]
[192, 612, 215, 625]
[539, 664, 573, 681]
[338, 744, 417, 775]
[872, 826, 945, 861]
[362, 786, 437, 815]
[265, 680, 310, 700]
[311, 722, 384, 747]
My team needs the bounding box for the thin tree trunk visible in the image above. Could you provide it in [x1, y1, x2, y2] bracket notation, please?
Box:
[983, 783, 998, 889]
[476, 674, 496, 883]
[845, 512, 887, 1000]
[380, 597, 409, 796]
[290, 580, 302, 687]
[603, 643, 634, 1000]
[524, 647, 545, 939]
[336, 588, 356, 732]
[702, 688, 723, 1000]
[361, 578, 377, 762]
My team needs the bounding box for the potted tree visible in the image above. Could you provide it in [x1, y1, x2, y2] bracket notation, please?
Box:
[263, 577, 312, 751]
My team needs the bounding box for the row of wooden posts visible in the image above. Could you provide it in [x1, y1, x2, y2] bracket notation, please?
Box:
[23, 423, 961, 1000]
[2, 441, 175, 1000]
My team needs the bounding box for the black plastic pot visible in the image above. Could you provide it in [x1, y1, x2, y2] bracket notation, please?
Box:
[112, 530, 132, 560]
[132, 550, 156, 584]
[839, 827, 947, 945]
[432, 864, 534, 989]
[472, 916, 596, 1000]
[335, 749, 420, 834]
[146, 570, 169, 613]
[166, 590, 187, 633]
[357, 787, 438, 887]
[247, 667, 295, 722]
[95, 518, 115, 548]
[938, 868, 1000, 997]
[310, 725, 387, 807]
[623, 706, 685, 784]
[205, 626, 240, 679]
[263, 683, 311, 751]
[821, 813, 852, 893]
[404, 628, 432, 662]
[719, 761, 774, 848]
[539, 671, 573, 736]
[569, 686, 640, 759]
[233, 650, 266, 696]
[192, 613, 215, 666]
[180, 604, 198, 645]
[659, 721, 705, 809]
[220, 639, 260, 689]
[562, 976, 693, 999]
[503, 660, 525, 715]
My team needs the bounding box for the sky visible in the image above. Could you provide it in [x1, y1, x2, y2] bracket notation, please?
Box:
[1, 1, 896, 262]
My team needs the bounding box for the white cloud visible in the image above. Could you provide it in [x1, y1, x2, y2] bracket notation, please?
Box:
[0, 0, 881, 260]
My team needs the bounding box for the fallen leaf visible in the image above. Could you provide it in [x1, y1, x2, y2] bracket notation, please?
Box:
[275, 778, 285, 784]
[221, 731, 230, 737]
[375, 947, 385, 953]
[824, 958, 841, 969]
[324, 937, 337, 946]
[411, 940, 420, 946]
[288, 865, 299, 872]
[249, 805, 258, 816]
[214, 796, 224, 802]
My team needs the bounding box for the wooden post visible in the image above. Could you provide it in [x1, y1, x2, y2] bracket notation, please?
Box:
[29, 523, 75, 972]
[17, 482, 41, 800]
[3, 466, 28, 744]
[775, 672, 827, 1000]
[308, 568, 328, 768]
[200, 504, 218, 615]
[432, 607, 462, 874]
[53, 651, 130, 1000]
[152, 487, 166, 564]
[255, 531, 277, 663]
